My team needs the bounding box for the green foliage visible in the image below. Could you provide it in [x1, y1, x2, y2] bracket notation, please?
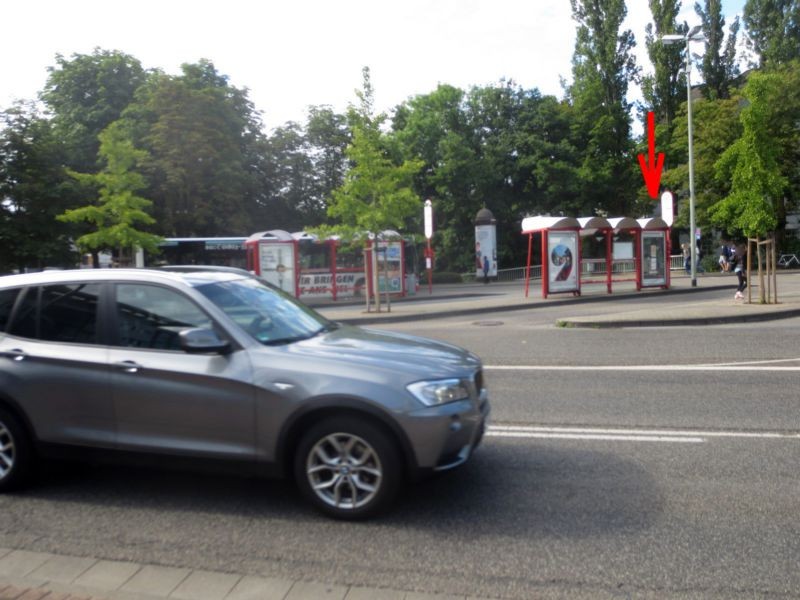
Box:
[0, 103, 79, 271]
[321, 68, 423, 241]
[643, 0, 686, 127]
[662, 94, 743, 230]
[568, 0, 639, 217]
[709, 72, 786, 237]
[695, 0, 740, 100]
[743, 0, 800, 67]
[41, 49, 146, 172]
[58, 122, 162, 258]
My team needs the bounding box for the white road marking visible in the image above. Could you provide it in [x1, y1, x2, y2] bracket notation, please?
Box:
[485, 360, 800, 371]
[486, 424, 800, 443]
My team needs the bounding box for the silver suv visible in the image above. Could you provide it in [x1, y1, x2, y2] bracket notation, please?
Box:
[0, 269, 489, 519]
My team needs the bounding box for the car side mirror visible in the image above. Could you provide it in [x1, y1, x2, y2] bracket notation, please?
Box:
[179, 328, 231, 354]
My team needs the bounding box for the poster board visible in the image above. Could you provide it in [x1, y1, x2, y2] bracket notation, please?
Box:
[641, 230, 667, 286]
[258, 242, 296, 294]
[548, 231, 578, 293]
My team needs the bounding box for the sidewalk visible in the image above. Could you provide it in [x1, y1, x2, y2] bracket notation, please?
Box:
[311, 271, 800, 328]
[0, 548, 485, 600]
[4, 272, 800, 600]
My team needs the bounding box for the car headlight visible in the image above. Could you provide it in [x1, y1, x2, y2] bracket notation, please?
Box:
[407, 379, 470, 407]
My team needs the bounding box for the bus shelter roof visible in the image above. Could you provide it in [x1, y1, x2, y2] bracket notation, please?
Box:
[606, 217, 641, 231]
[247, 229, 294, 242]
[637, 217, 670, 230]
[521, 216, 581, 233]
[577, 216, 612, 233]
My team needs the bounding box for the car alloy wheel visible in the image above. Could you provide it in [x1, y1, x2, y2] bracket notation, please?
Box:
[306, 432, 382, 510]
[0, 408, 32, 491]
[0, 422, 14, 481]
[295, 417, 400, 519]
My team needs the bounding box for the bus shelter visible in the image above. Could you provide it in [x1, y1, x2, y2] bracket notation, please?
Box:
[522, 215, 671, 298]
[522, 216, 581, 298]
[638, 217, 671, 289]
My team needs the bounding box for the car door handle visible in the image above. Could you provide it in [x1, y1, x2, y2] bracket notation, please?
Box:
[0, 348, 27, 361]
[113, 360, 141, 374]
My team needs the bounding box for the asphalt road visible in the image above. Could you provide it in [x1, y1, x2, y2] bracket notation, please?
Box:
[1, 303, 799, 599]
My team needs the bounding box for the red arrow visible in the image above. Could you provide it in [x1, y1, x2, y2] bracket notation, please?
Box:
[638, 111, 665, 199]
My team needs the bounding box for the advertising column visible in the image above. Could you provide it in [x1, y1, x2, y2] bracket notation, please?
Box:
[474, 207, 497, 282]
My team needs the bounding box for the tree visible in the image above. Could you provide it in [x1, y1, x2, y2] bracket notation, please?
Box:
[41, 49, 146, 172]
[695, 0, 740, 99]
[58, 122, 162, 264]
[643, 0, 687, 128]
[0, 102, 78, 271]
[325, 68, 423, 238]
[743, 0, 800, 67]
[122, 60, 265, 237]
[710, 72, 785, 239]
[568, 0, 640, 216]
[661, 94, 744, 233]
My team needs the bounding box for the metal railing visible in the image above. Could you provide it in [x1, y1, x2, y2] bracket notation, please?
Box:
[465, 255, 687, 282]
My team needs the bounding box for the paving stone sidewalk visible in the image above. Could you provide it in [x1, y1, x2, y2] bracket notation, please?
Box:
[0, 549, 491, 600]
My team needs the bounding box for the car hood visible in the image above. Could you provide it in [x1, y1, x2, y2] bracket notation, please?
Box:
[287, 324, 481, 377]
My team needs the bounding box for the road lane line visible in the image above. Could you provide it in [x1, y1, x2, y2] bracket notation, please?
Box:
[486, 424, 800, 442]
[488, 431, 704, 443]
[485, 364, 800, 371]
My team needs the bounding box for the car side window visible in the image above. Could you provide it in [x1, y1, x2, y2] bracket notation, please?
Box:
[0, 288, 20, 333]
[7, 287, 37, 339]
[115, 284, 213, 351]
[39, 283, 101, 344]
[6, 284, 101, 343]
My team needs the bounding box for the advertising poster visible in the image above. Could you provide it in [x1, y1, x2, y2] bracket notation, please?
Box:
[377, 241, 403, 293]
[258, 243, 296, 294]
[548, 231, 578, 292]
[641, 231, 667, 286]
[298, 272, 364, 298]
[474, 225, 497, 279]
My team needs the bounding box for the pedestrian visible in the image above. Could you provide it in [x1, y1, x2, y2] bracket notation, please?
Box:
[482, 255, 490, 284]
[718, 241, 731, 272]
[732, 247, 747, 299]
[682, 243, 691, 274]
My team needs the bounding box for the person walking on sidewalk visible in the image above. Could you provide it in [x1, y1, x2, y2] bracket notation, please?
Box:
[732, 247, 747, 299]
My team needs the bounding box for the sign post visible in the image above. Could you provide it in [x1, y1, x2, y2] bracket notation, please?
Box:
[424, 199, 434, 295]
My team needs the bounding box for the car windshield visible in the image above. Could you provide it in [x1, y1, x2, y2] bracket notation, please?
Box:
[195, 277, 335, 345]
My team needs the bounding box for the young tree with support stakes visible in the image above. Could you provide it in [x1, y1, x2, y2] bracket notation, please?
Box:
[710, 72, 786, 303]
[58, 122, 163, 266]
[317, 67, 423, 312]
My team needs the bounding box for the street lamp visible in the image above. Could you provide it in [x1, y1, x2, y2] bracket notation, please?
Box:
[663, 25, 704, 287]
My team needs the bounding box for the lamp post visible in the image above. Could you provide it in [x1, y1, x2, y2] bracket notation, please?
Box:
[663, 25, 704, 287]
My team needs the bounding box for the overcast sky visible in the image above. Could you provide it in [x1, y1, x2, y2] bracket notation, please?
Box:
[3, 0, 747, 132]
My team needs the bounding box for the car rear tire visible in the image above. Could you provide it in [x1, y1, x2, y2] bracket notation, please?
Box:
[0, 407, 33, 492]
[294, 416, 401, 519]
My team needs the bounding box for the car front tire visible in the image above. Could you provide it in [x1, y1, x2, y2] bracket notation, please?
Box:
[0, 407, 33, 492]
[294, 416, 401, 519]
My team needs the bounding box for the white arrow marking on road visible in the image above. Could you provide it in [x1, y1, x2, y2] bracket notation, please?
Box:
[486, 424, 800, 443]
